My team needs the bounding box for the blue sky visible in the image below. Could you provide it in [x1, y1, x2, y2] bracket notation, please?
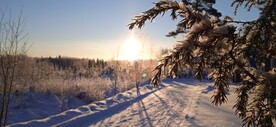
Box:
[0, 0, 259, 60]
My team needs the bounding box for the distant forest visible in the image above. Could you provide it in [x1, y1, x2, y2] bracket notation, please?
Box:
[36, 55, 107, 71]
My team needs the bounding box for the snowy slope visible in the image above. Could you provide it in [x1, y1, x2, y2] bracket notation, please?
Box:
[7, 92, 86, 125]
[8, 78, 242, 127]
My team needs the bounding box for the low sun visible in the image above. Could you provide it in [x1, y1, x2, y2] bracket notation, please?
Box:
[119, 36, 142, 61]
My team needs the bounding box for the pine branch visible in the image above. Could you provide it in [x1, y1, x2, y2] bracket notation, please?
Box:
[225, 20, 256, 24]
[129, 0, 276, 126]
[166, 29, 185, 37]
[231, 0, 265, 15]
[233, 80, 255, 118]
[244, 77, 274, 127]
[129, 1, 235, 89]
[229, 34, 257, 82]
[211, 56, 231, 106]
[128, 1, 179, 30]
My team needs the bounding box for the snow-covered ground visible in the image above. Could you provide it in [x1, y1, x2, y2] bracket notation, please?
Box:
[7, 78, 242, 127]
[7, 92, 86, 125]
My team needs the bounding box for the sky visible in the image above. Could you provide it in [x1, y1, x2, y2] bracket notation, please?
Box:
[0, 0, 259, 60]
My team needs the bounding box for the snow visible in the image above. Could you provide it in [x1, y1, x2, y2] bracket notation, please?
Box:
[7, 92, 86, 125]
[7, 78, 242, 127]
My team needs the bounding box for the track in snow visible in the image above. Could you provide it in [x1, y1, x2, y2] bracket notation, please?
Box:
[8, 78, 242, 127]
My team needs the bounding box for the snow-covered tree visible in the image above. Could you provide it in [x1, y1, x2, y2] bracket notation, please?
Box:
[129, 0, 276, 126]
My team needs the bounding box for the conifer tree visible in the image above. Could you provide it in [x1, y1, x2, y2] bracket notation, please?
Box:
[129, 0, 276, 126]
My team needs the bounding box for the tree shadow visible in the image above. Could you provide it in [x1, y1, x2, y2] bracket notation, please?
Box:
[136, 87, 153, 127]
[50, 86, 161, 127]
[136, 87, 141, 97]
[201, 85, 213, 94]
[152, 92, 202, 127]
[162, 77, 211, 87]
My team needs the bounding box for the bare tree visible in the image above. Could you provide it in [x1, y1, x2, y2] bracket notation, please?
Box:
[0, 10, 28, 126]
[133, 61, 141, 88]
[113, 47, 120, 95]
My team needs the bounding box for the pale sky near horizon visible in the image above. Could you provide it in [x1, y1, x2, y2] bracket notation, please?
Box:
[0, 0, 259, 60]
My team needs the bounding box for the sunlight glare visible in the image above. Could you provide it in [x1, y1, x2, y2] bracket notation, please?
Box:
[119, 36, 142, 61]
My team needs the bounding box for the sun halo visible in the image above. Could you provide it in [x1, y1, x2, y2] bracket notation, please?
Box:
[118, 36, 142, 61]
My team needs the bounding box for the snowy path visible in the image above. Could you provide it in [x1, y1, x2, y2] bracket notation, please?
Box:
[8, 78, 242, 127]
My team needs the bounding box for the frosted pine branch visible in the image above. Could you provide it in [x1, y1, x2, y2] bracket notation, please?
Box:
[128, 0, 276, 126]
[128, 1, 179, 30]
[129, 2, 235, 104]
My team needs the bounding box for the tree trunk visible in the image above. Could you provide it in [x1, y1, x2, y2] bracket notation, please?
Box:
[265, 58, 271, 72]
[0, 78, 8, 127]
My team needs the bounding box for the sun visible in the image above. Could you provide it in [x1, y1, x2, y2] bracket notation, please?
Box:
[119, 36, 142, 61]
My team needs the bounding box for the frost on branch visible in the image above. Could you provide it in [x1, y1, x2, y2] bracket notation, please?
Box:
[129, 0, 276, 126]
[129, 1, 235, 104]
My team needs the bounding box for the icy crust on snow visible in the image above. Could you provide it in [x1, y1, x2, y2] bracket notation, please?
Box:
[8, 78, 242, 127]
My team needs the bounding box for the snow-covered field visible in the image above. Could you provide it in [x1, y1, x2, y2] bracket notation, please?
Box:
[7, 78, 242, 127]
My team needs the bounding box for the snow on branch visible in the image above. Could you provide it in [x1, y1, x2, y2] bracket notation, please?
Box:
[128, 0, 276, 126]
[129, 1, 236, 106]
[128, 1, 179, 30]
